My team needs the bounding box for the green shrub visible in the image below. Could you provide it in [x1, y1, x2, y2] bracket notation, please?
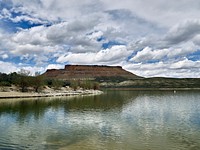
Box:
[0, 81, 11, 86]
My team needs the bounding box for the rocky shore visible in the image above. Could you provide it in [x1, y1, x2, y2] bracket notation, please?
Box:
[0, 86, 103, 99]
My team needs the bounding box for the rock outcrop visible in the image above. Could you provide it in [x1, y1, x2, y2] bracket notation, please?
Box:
[43, 65, 141, 80]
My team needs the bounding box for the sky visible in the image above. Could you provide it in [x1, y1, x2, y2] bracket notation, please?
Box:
[0, 0, 200, 78]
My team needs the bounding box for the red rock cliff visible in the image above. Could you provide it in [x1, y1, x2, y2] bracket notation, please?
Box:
[43, 65, 141, 80]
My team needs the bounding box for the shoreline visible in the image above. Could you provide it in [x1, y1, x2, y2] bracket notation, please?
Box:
[0, 90, 103, 99]
[105, 87, 200, 91]
[1, 87, 200, 99]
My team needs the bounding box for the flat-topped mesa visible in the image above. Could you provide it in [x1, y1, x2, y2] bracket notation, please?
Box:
[44, 65, 141, 80]
[64, 65, 123, 70]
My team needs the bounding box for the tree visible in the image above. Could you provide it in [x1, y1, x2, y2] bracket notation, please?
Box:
[45, 78, 64, 90]
[17, 69, 31, 92]
[30, 72, 44, 92]
[93, 82, 100, 90]
[31, 76, 44, 92]
[18, 69, 31, 76]
[0, 73, 11, 86]
[52, 79, 64, 90]
[9, 72, 20, 85]
[70, 80, 78, 91]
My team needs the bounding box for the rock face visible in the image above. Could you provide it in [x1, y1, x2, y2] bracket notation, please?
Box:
[43, 65, 141, 80]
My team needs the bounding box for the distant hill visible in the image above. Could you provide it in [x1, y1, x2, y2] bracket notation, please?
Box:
[42, 65, 200, 89]
[43, 65, 142, 80]
[101, 77, 200, 89]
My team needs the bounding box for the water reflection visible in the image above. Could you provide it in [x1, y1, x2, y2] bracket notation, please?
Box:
[0, 90, 138, 119]
[121, 91, 200, 150]
[0, 90, 200, 149]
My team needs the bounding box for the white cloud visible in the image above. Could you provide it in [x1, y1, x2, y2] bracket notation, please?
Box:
[1, 8, 12, 18]
[20, 66, 45, 75]
[8, 20, 104, 55]
[1, 54, 9, 59]
[124, 59, 200, 78]
[0, 60, 46, 75]
[11, 0, 104, 22]
[46, 64, 64, 70]
[0, 61, 19, 74]
[103, 0, 200, 27]
[87, 30, 104, 41]
[169, 58, 200, 69]
[7, 0, 200, 30]
[57, 45, 130, 64]
[11, 15, 45, 24]
[130, 44, 197, 63]
[0, 0, 200, 78]
[130, 47, 167, 62]
[164, 20, 200, 45]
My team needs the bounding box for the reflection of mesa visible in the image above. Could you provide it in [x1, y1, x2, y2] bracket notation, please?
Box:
[43, 65, 141, 80]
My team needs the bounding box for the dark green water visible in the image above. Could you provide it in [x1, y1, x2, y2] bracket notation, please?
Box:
[0, 90, 200, 150]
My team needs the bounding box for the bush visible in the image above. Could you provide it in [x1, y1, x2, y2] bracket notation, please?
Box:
[45, 78, 65, 90]
[70, 80, 79, 91]
[0, 81, 11, 86]
[93, 82, 100, 90]
[69, 80, 100, 90]
[31, 76, 44, 92]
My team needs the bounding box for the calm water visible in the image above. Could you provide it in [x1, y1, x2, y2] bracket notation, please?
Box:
[0, 90, 200, 150]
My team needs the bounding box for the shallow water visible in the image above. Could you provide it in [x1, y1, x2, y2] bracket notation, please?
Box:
[0, 90, 200, 150]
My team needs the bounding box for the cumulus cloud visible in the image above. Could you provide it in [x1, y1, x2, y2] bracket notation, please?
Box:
[0, 60, 46, 75]
[11, 0, 104, 22]
[124, 59, 200, 78]
[0, 61, 19, 73]
[130, 44, 197, 63]
[3, 20, 103, 63]
[164, 20, 200, 45]
[0, 0, 200, 78]
[0, 61, 45, 75]
[20, 66, 45, 75]
[1, 54, 9, 59]
[9, 0, 200, 28]
[10, 19, 102, 50]
[104, 0, 200, 27]
[57, 45, 130, 64]
[46, 64, 64, 70]
[130, 47, 168, 62]
[0, 7, 47, 25]
[170, 58, 200, 69]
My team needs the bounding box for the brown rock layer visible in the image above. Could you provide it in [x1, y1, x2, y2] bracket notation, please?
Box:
[43, 65, 141, 80]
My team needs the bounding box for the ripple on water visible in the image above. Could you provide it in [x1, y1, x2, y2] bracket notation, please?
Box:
[0, 91, 200, 150]
[0, 137, 28, 150]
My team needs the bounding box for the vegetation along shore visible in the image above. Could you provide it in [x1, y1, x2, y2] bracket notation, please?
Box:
[1, 65, 200, 99]
[0, 68, 102, 99]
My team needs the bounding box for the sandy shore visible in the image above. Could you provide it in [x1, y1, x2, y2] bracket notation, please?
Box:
[0, 90, 103, 99]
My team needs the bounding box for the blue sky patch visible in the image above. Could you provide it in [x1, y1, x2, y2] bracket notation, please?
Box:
[0, 18, 44, 32]
[102, 41, 125, 49]
[97, 36, 105, 42]
[0, 0, 12, 10]
[187, 50, 200, 61]
[1, 56, 21, 64]
[0, 7, 50, 32]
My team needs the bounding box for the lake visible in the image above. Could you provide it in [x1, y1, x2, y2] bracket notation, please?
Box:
[0, 90, 200, 150]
